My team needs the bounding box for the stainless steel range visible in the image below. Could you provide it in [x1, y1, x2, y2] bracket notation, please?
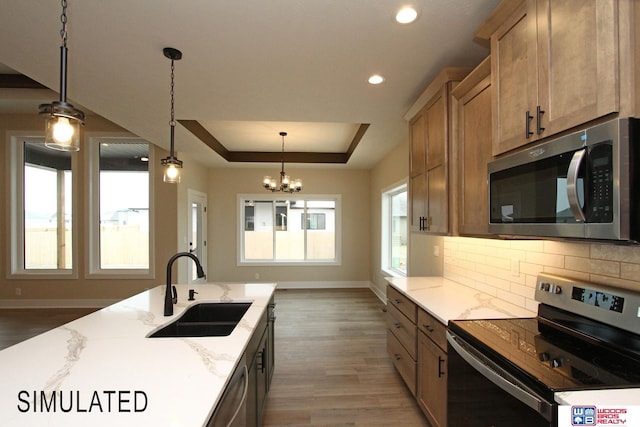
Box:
[446, 273, 640, 426]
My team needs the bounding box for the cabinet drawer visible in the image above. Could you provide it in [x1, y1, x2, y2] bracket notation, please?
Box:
[418, 309, 447, 351]
[386, 302, 417, 359]
[387, 329, 416, 396]
[387, 286, 417, 323]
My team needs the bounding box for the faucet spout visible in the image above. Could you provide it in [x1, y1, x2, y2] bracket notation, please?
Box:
[164, 252, 206, 316]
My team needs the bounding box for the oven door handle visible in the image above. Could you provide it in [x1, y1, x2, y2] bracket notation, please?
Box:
[446, 330, 553, 422]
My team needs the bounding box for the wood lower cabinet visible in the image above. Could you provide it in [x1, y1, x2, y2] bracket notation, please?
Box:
[387, 285, 448, 425]
[245, 296, 275, 427]
[417, 331, 447, 427]
[452, 56, 493, 236]
[386, 285, 417, 395]
[417, 309, 447, 427]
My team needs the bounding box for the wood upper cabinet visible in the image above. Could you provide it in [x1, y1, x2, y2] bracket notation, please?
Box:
[492, 0, 621, 156]
[406, 68, 469, 234]
[452, 57, 493, 236]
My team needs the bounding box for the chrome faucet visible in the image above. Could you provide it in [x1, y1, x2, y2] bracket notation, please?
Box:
[164, 252, 206, 316]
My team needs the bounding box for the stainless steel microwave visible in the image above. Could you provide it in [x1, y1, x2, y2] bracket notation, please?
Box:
[488, 118, 639, 242]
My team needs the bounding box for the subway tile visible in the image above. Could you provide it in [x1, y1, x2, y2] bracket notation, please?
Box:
[511, 240, 545, 252]
[565, 256, 590, 273]
[525, 251, 564, 268]
[520, 262, 545, 276]
[588, 259, 620, 278]
[496, 289, 525, 307]
[590, 244, 640, 263]
[510, 282, 535, 299]
[621, 263, 640, 281]
[543, 240, 590, 257]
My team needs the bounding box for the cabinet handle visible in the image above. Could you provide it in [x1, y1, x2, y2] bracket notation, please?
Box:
[419, 216, 425, 231]
[394, 353, 401, 361]
[394, 322, 402, 329]
[423, 324, 434, 333]
[426, 217, 431, 231]
[536, 105, 545, 135]
[525, 110, 534, 138]
[394, 298, 402, 304]
[438, 356, 445, 378]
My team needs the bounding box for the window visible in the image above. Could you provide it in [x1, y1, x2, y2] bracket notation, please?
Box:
[89, 138, 153, 276]
[10, 136, 75, 275]
[239, 195, 340, 265]
[382, 183, 407, 276]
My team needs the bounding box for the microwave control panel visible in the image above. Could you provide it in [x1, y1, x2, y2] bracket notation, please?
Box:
[586, 143, 613, 223]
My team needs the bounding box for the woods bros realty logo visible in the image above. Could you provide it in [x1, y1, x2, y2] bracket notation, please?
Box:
[569, 406, 630, 426]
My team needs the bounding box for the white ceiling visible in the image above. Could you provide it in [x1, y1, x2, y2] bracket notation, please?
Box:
[0, 0, 497, 169]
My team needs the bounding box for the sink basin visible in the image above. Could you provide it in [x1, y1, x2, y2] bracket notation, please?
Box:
[149, 302, 251, 338]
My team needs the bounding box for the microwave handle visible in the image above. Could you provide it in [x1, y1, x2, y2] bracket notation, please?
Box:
[567, 148, 587, 222]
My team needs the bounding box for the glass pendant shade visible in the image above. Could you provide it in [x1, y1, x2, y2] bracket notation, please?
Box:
[42, 111, 82, 151]
[163, 164, 181, 183]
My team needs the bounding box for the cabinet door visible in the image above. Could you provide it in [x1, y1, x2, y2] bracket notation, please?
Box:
[458, 70, 492, 235]
[417, 332, 447, 427]
[425, 87, 446, 170]
[426, 165, 447, 234]
[409, 173, 427, 232]
[492, 0, 538, 155]
[536, 0, 618, 136]
[410, 112, 426, 176]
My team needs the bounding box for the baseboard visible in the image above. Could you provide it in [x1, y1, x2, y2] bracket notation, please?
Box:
[0, 299, 116, 309]
[369, 283, 386, 304]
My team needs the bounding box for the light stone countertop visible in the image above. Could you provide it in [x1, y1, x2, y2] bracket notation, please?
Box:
[0, 282, 277, 427]
[385, 276, 536, 323]
[385, 276, 640, 411]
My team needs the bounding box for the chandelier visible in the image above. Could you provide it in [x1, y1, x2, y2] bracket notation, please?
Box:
[160, 47, 184, 184]
[39, 0, 85, 152]
[262, 132, 302, 193]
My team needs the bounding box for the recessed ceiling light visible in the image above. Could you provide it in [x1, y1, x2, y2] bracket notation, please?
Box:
[368, 74, 385, 85]
[395, 6, 418, 24]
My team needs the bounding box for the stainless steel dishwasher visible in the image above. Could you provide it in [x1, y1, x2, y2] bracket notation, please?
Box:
[207, 355, 248, 427]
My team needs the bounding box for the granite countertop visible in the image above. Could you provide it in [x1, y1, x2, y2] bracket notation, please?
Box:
[0, 282, 276, 426]
[385, 276, 536, 323]
[386, 276, 640, 414]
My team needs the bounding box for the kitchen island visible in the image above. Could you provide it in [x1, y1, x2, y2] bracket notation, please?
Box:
[0, 282, 276, 426]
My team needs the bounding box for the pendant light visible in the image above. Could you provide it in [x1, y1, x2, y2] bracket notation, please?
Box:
[160, 47, 184, 184]
[262, 132, 302, 193]
[39, 0, 85, 152]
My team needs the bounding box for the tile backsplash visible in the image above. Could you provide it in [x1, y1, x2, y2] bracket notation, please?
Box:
[443, 237, 640, 313]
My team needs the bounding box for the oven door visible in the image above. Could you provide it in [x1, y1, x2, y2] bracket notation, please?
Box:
[446, 330, 556, 427]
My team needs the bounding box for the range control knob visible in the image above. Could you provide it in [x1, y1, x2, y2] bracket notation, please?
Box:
[550, 358, 563, 369]
[552, 285, 562, 294]
[539, 282, 551, 292]
[538, 352, 550, 362]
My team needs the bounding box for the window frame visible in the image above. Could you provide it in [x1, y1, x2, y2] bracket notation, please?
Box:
[8, 132, 79, 278]
[86, 135, 156, 279]
[381, 181, 408, 277]
[237, 194, 342, 266]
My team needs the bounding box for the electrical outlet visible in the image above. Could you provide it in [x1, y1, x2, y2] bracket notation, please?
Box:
[15, 288, 21, 296]
[255, 273, 260, 280]
[433, 245, 440, 257]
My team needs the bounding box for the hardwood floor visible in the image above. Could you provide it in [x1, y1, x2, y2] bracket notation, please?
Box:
[0, 289, 428, 426]
[0, 307, 98, 350]
[263, 288, 428, 427]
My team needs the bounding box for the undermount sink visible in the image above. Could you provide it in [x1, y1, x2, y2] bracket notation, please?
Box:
[149, 302, 251, 338]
